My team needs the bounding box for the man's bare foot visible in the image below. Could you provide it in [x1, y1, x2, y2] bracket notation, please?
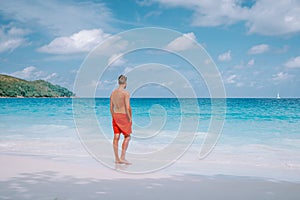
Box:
[120, 159, 132, 165]
[115, 159, 124, 164]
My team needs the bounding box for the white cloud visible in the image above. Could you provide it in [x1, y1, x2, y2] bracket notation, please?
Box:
[38, 29, 110, 54]
[90, 35, 129, 57]
[248, 44, 269, 54]
[272, 71, 291, 82]
[225, 74, 246, 87]
[166, 32, 197, 51]
[7, 27, 30, 35]
[0, 0, 113, 36]
[97, 80, 116, 90]
[152, 0, 249, 27]
[7, 66, 57, 82]
[153, 0, 300, 36]
[9, 66, 41, 80]
[108, 53, 127, 67]
[218, 50, 231, 62]
[285, 56, 300, 69]
[0, 25, 29, 53]
[44, 73, 57, 81]
[225, 74, 237, 84]
[192, 1, 248, 27]
[233, 59, 255, 69]
[248, 59, 255, 66]
[136, 0, 154, 7]
[246, 0, 300, 35]
[144, 10, 162, 19]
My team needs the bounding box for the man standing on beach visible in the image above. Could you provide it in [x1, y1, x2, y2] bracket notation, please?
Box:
[110, 75, 132, 165]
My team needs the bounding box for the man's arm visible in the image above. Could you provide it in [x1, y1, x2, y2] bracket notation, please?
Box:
[125, 92, 132, 122]
[110, 94, 114, 116]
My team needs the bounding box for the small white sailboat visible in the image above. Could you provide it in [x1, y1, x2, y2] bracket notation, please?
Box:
[277, 92, 281, 99]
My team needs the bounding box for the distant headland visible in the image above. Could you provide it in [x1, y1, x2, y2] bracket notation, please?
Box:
[0, 74, 75, 98]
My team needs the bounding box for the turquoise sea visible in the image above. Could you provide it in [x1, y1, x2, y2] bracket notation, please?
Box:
[0, 98, 299, 181]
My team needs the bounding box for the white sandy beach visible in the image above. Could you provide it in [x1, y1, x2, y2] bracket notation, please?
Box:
[1, 153, 299, 200]
[1, 0, 300, 199]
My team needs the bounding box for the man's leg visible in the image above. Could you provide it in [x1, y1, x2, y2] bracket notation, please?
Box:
[113, 134, 121, 163]
[120, 134, 131, 164]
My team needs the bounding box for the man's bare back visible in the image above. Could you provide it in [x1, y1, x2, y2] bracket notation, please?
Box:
[110, 88, 131, 122]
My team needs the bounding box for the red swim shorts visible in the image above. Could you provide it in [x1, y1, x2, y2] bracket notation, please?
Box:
[112, 113, 132, 136]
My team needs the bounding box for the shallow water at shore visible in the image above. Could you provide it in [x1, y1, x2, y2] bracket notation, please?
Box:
[1, 98, 299, 181]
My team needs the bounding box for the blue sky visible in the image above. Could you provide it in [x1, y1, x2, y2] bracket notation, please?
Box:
[0, 0, 300, 97]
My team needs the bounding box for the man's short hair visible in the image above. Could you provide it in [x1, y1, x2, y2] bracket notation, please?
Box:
[118, 75, 127, 85]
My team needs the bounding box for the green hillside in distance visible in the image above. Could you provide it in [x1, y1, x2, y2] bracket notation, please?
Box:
[0, 74, 75, 97]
